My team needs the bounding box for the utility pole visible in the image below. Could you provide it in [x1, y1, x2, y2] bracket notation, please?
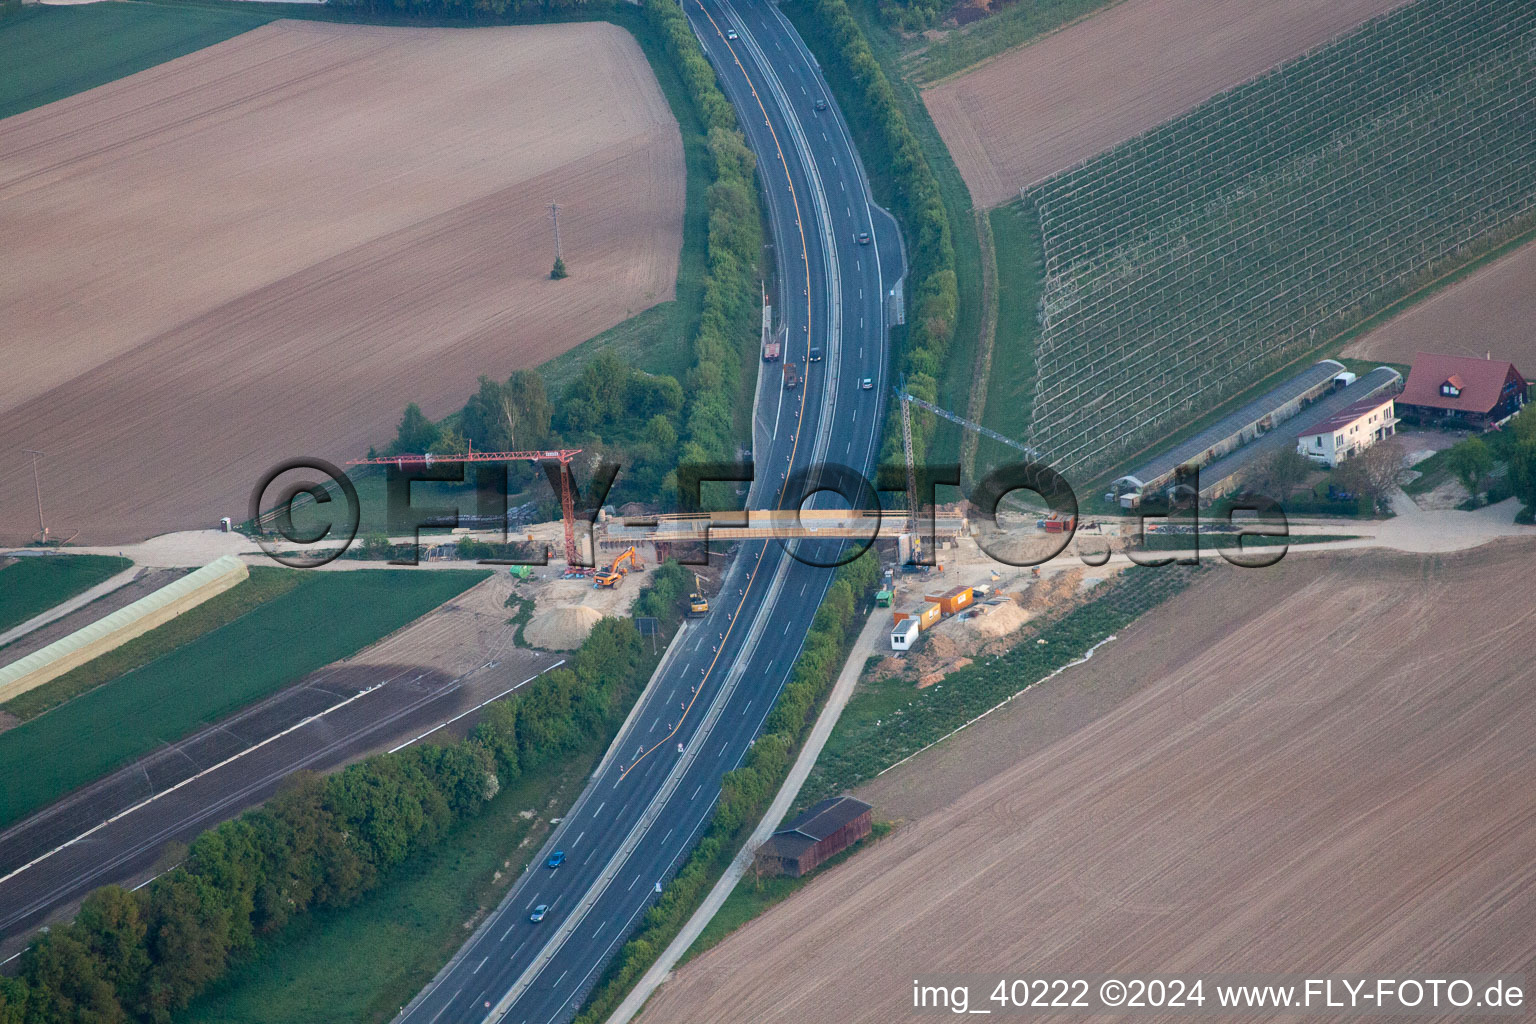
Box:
[22, 448, 47, 543]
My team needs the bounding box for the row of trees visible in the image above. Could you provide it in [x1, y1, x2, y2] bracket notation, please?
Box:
[572, 549, 880, 1024]
[644, 0, 763, 474]
[876, 0, 946, 31]
[386, 355, 685, 504]
[1447, 405, 1536, 516]
[790, 0, 959, 489]
[0, 578, 691, 1023]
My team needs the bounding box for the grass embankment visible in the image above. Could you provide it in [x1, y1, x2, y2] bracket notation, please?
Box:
[975, 198, 1044, 468]
[2, 568, 301, 722]
[176, 741, 601, 1024]
[0, 2, 273, 120]
[904, 0, 1121, 85]
[799, 565, 1197, 805]
[0, 568, 487, 828]
[0, 555, 132, 637]
[528, 4, 712, 400]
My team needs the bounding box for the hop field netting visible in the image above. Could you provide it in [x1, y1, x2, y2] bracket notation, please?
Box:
[1022, 0, 1536, 478]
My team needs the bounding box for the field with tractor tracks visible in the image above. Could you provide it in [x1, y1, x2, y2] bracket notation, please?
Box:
[637, 544, 1536, 1023]
[0, 19, 683, 545]
[1341, 238, 1536, 370]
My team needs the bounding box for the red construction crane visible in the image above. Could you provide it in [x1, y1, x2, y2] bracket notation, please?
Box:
[347, 446, 585, 566]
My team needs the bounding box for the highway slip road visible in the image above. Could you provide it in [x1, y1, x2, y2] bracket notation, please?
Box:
[394, 3, 904, 1022]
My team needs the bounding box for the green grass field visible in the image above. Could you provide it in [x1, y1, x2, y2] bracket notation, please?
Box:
[177, 739, 601, 1024]
[0, 568, 486, 828]
[975, 199, 1043, 469]
[0, 3, 273, 121]
[0, 554, 133, 637]
[1, 568, 303, 722]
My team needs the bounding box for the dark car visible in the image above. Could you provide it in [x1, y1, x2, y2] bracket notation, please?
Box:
[857, 231, 871, 245]
[726, 28, 738, 40]
[813, 98, 828, 111]
[547, 850, 566, 868]
[530, 905, 549, 922]
[809, 347, 823, 362]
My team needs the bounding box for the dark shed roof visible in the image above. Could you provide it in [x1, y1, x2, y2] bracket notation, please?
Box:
[774, 796, 872, 843]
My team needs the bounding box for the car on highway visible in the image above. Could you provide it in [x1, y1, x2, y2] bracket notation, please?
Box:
[809, 346, 823, 362]
[547, 851, 566, 868]
[726, 28, 738, 40]
[860, 378, 874, 390]
[814, 98, 828, 111]
[530, 905, 549, 922]
[857, 231, 871, 244]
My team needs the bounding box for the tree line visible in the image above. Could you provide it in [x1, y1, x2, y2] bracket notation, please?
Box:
[572, 549, 880, 1024]
[0, 566, 695, 1024]
[788, 0, 960, 492]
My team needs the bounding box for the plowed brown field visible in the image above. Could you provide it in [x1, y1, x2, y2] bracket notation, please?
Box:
[0, 20, 683, 544]
[640, 545, 1536, 1023]
[925, 0, 1409, 207]
[1341, 239, 1536, 369]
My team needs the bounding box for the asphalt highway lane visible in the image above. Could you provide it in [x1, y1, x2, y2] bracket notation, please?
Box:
[395, 3, 903, 1021]
[0, 650, 557, 964]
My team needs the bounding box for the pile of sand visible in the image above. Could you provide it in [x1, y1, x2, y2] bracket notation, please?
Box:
[1019, 568, 1084, 610]
[964, 602, 1032, 638]
[524, 605, 604, 650]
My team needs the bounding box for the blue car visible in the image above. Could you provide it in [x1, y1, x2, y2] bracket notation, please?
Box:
[547, 850, 566, 868]
[529, 905, 548, 923]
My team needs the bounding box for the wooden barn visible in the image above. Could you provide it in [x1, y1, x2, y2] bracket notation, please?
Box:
[756, 796, 873, 878]
[1397, 352, 1527, 429]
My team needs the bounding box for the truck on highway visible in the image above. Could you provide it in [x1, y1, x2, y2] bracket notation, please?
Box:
[784, 362, 799, 389]
[763, 336, 780, 361]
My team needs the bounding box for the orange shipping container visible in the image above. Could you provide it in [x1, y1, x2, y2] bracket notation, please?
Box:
[924, 586, 974, 616]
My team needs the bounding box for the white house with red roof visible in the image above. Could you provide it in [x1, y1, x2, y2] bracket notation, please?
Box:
[1296, 393, 1398, 467]
[1397, 353, 1527, 429]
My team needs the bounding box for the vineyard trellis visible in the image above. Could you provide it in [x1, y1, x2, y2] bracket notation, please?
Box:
[1020, 0, 1536, 478]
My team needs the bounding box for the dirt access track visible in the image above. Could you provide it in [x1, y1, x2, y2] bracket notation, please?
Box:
[0, 20, 683, 545]
[925, 0, 1409, 207]
[1342, 239, 1536, 370]
[639, 544, 1536, 1023]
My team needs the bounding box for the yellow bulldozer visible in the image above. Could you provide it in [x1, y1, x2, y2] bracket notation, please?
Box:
[687, 573, 709, 617]
[594, 546, 643, 588]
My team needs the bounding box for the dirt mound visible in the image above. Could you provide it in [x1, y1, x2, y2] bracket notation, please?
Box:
[1019, 568, 1083, 610]
[524, 605, 604, 650]
[917, 657, 970, 689]
[964, 602, 1031, 638]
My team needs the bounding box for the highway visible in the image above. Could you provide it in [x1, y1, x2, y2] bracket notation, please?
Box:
[394, 3, 903, 1021]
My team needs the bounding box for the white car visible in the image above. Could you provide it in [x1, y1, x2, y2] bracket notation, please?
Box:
[860, 378, 874, 390]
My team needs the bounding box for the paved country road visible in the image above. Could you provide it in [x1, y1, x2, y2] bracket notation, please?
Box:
[392, 4, 904, 1022]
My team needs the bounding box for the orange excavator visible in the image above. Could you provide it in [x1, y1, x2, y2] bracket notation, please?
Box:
[594, 546, 642, 588]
